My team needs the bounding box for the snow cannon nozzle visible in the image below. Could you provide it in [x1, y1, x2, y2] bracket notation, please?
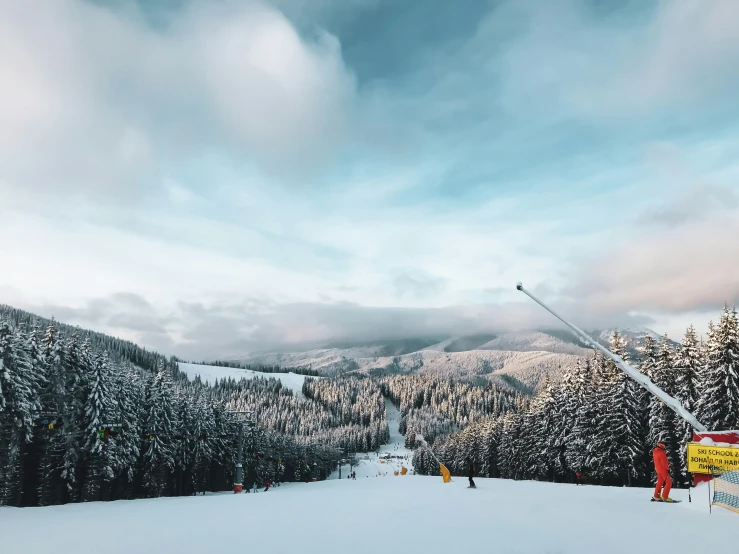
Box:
[516, 282, 523, 291]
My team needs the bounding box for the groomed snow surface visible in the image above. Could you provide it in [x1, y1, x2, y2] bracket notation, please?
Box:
[332, 401, 413, 480]
[2, 476, 735, 554]
[178, 362, 311, 396]
[3, 398, 736, 554]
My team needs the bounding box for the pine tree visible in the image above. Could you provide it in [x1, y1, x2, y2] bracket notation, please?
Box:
[587, 350, 616, 482]
[637, 335, 658, 478]
[697, 306, 739, 431]
[81, 351, 114, 502]
[142, 363, 175, 496]
[112, 365, 142, 498]
[587, 333, 645, 485]
[648, 336, 680, 484]
[38, 321, 67, 506]
[0, 322, 44, 505]
[674, 325, 702, 482]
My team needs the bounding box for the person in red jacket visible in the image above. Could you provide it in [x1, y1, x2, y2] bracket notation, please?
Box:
[653, 442, 674, 502]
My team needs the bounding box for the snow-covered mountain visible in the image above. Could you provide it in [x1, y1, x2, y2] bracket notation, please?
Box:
[225, 328, 657, 391]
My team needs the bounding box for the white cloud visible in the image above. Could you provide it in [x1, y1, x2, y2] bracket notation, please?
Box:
[612, 0, 739, 112]
[637, 183, 738, 227]
[472, 0, 739, 121]
[0, 0, 356, 196]
[2, 0, 738, 358]
[575, 214, 739, 314]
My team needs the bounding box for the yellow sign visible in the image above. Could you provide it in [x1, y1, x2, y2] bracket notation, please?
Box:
[686, 442, 739, 474]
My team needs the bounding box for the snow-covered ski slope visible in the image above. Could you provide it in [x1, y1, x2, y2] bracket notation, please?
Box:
[2, 476, 733, 554]
[331, 401, 413, 479]
[178, 362, 311, 396]
[4, 399, 734, 554]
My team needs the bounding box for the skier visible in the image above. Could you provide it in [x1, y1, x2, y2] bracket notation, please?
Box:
[467, 459, 476, 489]
[652, 442, 674, 502]
[264, 481, 270, 492]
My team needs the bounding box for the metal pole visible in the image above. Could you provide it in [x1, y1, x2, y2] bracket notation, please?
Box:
[515, 282, 708, 432]
[234, 421, 244, 493]
[227, 410, 253, 493]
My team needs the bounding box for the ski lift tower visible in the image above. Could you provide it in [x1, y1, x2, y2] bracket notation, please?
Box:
[227, 410, 255, 493]
[515, 282, 707, 432]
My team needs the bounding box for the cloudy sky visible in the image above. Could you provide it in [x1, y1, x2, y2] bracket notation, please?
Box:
[1, 0, 738, 359]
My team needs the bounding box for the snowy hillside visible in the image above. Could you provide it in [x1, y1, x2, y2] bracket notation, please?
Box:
[3, 474, 733, 554]
[479, 331, 591, 355]
[351, 348, 582, 388]
[178, 362, 312, 396]
[219, 330, 608, 390]
[213, 328, 661, 391]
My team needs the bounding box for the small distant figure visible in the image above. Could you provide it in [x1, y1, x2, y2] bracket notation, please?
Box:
[575, 471, 583, 485]
[467, 459, 476, 489]
[252, 482, 258, 494]
[264, 481, 270, 492]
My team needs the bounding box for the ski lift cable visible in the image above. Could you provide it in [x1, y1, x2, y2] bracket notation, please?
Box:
[515, 282, 707, 432]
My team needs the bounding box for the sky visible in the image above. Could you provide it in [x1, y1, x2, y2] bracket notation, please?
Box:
[1, 0, 739, 359]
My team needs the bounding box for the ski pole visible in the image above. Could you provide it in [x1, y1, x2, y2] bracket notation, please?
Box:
[515, 282, 708, 432]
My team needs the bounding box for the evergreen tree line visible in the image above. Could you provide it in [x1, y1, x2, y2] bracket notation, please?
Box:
[413, 307, 739, 489]
[302, 375, 387, 426]
[0, 305, 173, 376]
[379, 374, 527, 448]
[0, 318, 346, 507]
[181, 358, 320, 377]
[204, 374, 390, 452]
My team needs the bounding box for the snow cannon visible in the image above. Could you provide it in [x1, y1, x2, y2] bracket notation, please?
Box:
[515, 281, 707, 433]
[415, 433, 451, 483]
[514, 282, 739, 492]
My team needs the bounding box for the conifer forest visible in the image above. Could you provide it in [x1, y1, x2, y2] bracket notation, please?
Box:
[0, 304, 737, 507]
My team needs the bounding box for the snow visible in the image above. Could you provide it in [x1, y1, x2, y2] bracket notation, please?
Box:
[2, 399, 736, 553]
[698, 437, 739, 448]
[190, 332, 606, 391]
[331, 401, 413, 479]
[479, 331, 590, 355]
[177, 362, 312, 396]
[2, 475, 735, 554]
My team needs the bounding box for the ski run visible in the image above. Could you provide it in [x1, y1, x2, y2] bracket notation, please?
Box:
[2, 401, 736, 554]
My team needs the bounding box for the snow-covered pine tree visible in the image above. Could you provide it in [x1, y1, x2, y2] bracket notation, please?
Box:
[81, 350, 114, 502]
[142, 362, 175, 497]
[588, 332, 645, 485]
[565, 358, 594, 479]
[21, 324, 47, 506]
[0, 322, 44, 505]
[673, 325, 702, 483]
[111, 365, 142, 499]
[191, 389, 214, 495]
[587, 349, 619, 482]
[173, 386, 194, 496]
[37, 321, 67, 506]
[58, 333, 87, 502]
[637, 335, 658, 479]
[496, 413, 522, 479]
[609, 332, 645, 485]
[648, 336, 681, 483]
[696, 306, 739, 431]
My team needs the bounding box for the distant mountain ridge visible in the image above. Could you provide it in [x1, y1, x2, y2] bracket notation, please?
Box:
[226, 327, 661, 391]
